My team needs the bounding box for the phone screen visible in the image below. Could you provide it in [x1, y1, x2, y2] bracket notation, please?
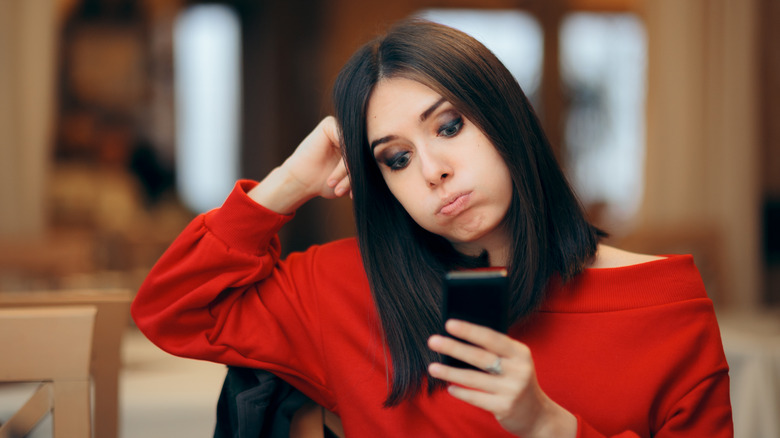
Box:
[440, 269, 509, 369]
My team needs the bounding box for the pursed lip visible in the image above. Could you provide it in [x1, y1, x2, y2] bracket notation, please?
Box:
[437, 192, 472, 216]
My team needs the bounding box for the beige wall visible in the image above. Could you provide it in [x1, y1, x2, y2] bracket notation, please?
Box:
[641, 0, 762, 309]
[0, 0, 57, 239]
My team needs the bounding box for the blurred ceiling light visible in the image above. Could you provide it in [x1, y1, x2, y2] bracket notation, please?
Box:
[416, 9, 543, 99]
[173, 4, 241, 213]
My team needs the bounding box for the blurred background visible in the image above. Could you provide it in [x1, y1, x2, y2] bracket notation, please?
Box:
[0, 0, 778, 436]
[1, 0, 778, 308]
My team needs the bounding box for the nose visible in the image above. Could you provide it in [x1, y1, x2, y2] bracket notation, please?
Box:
[419, 148, 452, 188]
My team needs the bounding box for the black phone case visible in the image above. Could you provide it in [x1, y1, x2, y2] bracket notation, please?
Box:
[440, 269, 509, 369]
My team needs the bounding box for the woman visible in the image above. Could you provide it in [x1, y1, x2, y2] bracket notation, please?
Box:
[132, 20, 732, 437]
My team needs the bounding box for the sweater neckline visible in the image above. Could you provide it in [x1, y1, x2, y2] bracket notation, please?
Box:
[539, 254, 705, 313]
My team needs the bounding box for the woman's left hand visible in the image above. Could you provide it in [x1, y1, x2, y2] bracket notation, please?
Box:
[427, 319, 577, 438]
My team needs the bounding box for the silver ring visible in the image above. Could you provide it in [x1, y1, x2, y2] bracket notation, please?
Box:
[485, 357, 502, 375]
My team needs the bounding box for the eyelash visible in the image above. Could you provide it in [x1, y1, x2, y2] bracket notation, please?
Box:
[438, 117, 463, 138]
[386, 151, 411, 171]
[380, 115, 464, 171]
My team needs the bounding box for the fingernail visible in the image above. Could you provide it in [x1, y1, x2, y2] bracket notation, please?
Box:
[445, 319, 458, 331]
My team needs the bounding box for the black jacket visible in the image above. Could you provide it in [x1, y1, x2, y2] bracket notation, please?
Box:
[214, 366, 312, 438]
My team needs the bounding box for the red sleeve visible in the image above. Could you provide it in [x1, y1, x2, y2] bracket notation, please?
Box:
[573, 303, 733, 438]
[576, 417, 640, 438]
[652, 371, 733, 436]
[131, 180, 335, 408]
[576, 369, 732, 437]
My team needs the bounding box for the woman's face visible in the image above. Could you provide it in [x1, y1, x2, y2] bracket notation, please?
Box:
[366, 77, 513, 259]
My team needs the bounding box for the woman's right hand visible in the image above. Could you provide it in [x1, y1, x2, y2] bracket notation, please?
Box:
[248, 116, 351, 214]
[281, 116, 350, 200]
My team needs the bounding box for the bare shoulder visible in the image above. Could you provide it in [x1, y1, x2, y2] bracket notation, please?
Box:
[588, 244, 666, 269]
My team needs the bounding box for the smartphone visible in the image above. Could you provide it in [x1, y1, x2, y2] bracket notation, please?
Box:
[440, 269, 509, 369]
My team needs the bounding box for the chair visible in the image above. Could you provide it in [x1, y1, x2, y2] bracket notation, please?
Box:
[0, 306, 96, 438]
[0, 289, 132, 438]
[290, 402, 344, 438]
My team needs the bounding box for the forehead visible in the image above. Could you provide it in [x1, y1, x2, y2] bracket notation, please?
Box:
[366, 78, 444, 136]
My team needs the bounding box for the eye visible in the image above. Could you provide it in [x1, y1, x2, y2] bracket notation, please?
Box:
[438, 116, 463, 138]
[386, 151, 411, 171]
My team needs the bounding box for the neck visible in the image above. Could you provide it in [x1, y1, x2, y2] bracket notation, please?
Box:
[451, 228, 511, 267]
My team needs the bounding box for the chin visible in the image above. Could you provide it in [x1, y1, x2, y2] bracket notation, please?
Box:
[453, 216, 496, 239]
[446, 229, 491, 247]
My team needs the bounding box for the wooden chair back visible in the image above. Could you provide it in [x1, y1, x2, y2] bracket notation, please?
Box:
[0, 289, 132, 438]
[0, 306, 96, 438]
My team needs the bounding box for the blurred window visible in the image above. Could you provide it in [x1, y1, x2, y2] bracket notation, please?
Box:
[173, 4, 241, 213]
[560, 13, 647, 225]
[416, 9, 543, 103]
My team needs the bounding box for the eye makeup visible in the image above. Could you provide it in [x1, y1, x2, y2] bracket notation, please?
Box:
[384, 150, 412, 170]
[370, 101, 465, 172]
[437, 114, 464, 138]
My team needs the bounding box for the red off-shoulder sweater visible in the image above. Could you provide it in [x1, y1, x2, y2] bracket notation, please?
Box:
[132, 180, 733, 437]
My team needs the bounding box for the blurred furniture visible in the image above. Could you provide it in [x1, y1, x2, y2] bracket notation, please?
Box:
[0, 232, 96, 291]
[0, 289, 133, 438]
[718, 310, 780, 438]
[0, 306, 96, 437]
[290, 401, 344, 438]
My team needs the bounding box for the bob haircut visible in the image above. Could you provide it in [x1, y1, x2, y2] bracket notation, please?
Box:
[332, 19, 602, 407]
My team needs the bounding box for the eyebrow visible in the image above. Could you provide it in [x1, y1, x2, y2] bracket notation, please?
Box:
[369, 97, 448, 151]
[370, 135, 398, 151]
[419, 97, 447, 122]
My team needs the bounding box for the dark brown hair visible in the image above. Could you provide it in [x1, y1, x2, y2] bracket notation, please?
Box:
[332, 19, 602, 407]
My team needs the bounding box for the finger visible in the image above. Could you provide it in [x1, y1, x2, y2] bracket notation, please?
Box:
[337, 178, 351, 195]
[446, 384, 512, 417]
[327, 159, 349, 186]
[301, 116, 338, 153]
[334, 177, 351, 197]
[445, 319, 527, 359]
[321, 115, 342, 150]
[428, 334, 498, 371]
[327, 161, 351, 198]
[428, 362, 507, 394]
